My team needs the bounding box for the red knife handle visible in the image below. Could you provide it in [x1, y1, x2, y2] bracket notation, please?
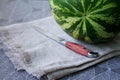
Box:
[65, 41, 89, 56]
[65, 41, 99, 58]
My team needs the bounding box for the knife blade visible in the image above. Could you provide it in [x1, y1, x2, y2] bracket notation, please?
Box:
[32, 26, 99, 58]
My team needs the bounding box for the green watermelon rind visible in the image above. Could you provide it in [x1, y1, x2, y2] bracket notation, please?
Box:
[49, 0, 120, 43]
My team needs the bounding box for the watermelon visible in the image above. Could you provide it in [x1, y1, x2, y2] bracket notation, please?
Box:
[49, 0, 120, 43]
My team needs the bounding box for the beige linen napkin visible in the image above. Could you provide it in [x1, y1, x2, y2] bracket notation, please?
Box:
[0, 16, 120, 80]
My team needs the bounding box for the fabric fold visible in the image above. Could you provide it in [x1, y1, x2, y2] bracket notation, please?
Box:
[0, 16, 120, 80]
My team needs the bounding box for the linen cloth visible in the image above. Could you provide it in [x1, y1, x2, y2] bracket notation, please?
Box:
[0, 16, 120, 80]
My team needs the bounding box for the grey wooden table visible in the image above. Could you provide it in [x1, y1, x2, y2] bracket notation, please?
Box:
[0, 0, 120, 80]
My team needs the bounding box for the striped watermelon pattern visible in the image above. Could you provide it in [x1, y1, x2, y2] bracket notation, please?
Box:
[49, 0, 120, 43]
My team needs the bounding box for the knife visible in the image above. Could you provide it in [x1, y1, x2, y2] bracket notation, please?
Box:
[32, 26, 99, 58]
